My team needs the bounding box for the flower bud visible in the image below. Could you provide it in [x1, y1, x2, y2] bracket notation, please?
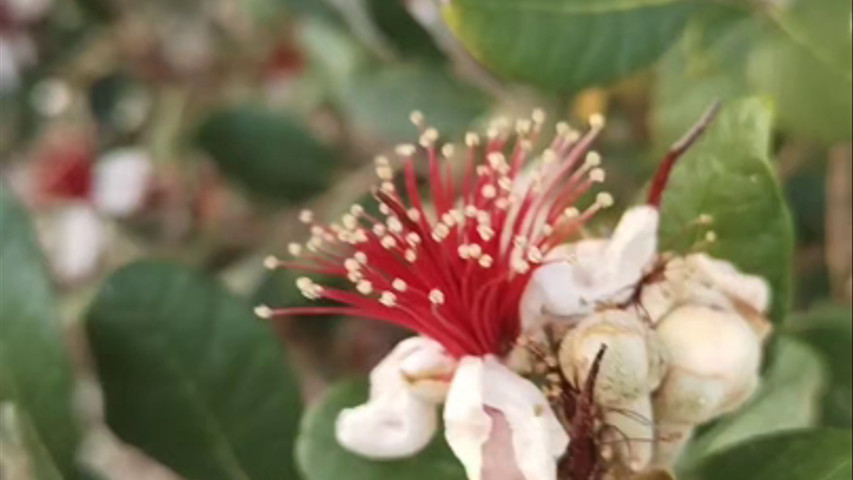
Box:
[651, 304, 763, 467]
[560, 309, 668, 471]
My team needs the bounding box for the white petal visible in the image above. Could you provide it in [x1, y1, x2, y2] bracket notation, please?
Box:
[602, 206, 659, 293]
[519, 261, 583, 330]
[43, 203, 104, 282]
[639, 253, 772, 326]
[336, 337, 451, 459]
[444, 356, 568, 480]
[92, 148, 152, 217]
[336, 391, 438, 459]
[688, 253, 771, 314]
[444, 357, 492, 480]
[521, 207, 659, 328]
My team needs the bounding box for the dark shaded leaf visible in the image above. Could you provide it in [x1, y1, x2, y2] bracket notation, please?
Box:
[86, 261, 303, 480]
[196, 106, 338, 203]
[686, 429, 853, 480]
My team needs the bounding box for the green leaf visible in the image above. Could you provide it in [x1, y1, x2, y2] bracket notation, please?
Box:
[86, 261, 303, 480]
[296, 380, 466, 480]
[443, 0, 695, 92]
[342, 63, 489, 142]
[786, 304, 853, 428]
[686, 429, 853, 480]
[0, 188, 81, 480]
[196, 105, 338, 203]
[753, 0, 852, 143]
[680, 337, 825, 467]
[750, 25, 852, 144]
[654, 0, 852, 145]
[658, 98, 794, 323]
[652, 5, 757, 147]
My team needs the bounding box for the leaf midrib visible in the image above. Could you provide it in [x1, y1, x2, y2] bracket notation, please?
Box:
[131, 329, 254, 480]
[453, 0, 684, 14]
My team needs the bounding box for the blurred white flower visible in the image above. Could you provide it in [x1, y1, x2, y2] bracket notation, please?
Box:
[42, 202, 105, 283]
[93, 148, 154, 217]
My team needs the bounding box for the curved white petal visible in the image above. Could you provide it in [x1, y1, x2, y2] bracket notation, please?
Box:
[688, 253, 771, 314]
[521, 207, 659, 328]
[93, 148, 153, 217]
[336, 337, 452, 459]
[640, 253, 772, 326]
[336, 390, 438, 459]
[603, 206, 659, 292]
[444, 356, 568, 480]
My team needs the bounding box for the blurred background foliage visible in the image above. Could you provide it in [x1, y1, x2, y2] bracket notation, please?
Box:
[0, 0, 850, 479]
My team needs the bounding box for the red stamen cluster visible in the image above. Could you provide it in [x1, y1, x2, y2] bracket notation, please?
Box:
[257, 111, 613, 358]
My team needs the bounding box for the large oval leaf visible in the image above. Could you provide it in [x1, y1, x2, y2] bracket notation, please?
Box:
[686, 429, 853, 480]
[443, 0, 695, 92]
[0, 188, 81, 480]
[658, 98, 795, 323]
[86, 261, 303, 480]
[196, 106, 339, 203]
[296, 380, 466, 480]
[679, 337, 825, 468]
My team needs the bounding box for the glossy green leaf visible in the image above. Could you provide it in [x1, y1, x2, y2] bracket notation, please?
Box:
[680, 338, 825, 467]
[0, 188, 81, 480]
[443, 0, 695, 92]
[296, 380, 466, 480]
[342, 63, 489, 141]
[658, 98, 794, 323]
[686, 429, 853, 480]
[786, 304, 853, 428]
[652, 5, 757, 147]
[196, 105, 338, 203]
[86, 261, 303, 480]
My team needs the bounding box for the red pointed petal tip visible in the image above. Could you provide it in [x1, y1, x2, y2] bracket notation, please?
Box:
[263, 111, 614, 358]
[648, 101, 722, 208]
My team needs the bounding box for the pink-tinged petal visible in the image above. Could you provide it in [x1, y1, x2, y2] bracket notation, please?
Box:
[336, 337, 450, 459]
[92, 148, 153, 218]
[481, 409, 525, 480]
[444, 357, 492, 480]
[444, 356, 568, 480]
